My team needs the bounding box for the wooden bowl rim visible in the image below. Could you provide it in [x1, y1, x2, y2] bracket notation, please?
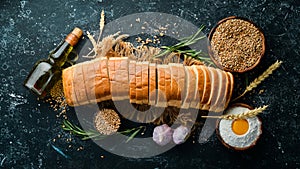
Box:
[208, 16, 266, 73]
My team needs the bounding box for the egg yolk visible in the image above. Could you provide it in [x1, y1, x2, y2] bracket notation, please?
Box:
[232, 119, 249, 135]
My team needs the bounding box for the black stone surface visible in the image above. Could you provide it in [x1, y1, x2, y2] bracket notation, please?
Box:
[1, 0, 300, 168]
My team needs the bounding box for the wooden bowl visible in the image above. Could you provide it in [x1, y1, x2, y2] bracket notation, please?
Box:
[208, 16, 266, 73]
[216, 103, 262, 151]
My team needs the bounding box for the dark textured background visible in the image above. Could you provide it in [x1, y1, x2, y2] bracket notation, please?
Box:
[0, 0, 299, 168]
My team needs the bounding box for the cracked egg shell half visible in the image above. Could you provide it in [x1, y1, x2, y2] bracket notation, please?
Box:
[216, 103, 262, 150]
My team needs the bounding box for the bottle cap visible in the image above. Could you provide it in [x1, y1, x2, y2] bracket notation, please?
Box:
[71, 27, 83, 39]
[65, 27, 83, 46]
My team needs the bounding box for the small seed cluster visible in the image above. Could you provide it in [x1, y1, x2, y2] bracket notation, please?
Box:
[94, 109, 121, 135]
[47, 80, 68, 119]
[211, 19, 263, 72]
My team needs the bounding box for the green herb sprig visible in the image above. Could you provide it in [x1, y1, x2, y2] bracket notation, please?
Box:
[62, 120, 145, 142]
[154, 25, 212, 64]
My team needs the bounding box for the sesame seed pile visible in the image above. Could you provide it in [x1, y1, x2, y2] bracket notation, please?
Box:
[211, 19, 264, 72]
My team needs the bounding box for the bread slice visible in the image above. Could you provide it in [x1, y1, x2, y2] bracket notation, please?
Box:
[109, 58, 122, 101]
[214, 69, 227, 112]
[169, 63, 179, 107]
[164, 65, 172, 106]
[62, 66, 76, 106]
[98, 57, 111, 101]
[148, 63, 156, 106]
[177, 64, 186, 108]
[194, 66, 205, 109]
[135, 62, 143, 104]
[73, 64, 88, 106]
[200, 67, 212, 110]
[129, 60, 136, 103]
[208, 67, 220, 112]
[184, 66, 196, 109]
[82, 60, 96, 104]
[225, 72, 234, 109]
[181, 66, 190, 109]
[114, 57, 129, 100]
[156, 64, 167, 107]
[141, 62, 149, 104]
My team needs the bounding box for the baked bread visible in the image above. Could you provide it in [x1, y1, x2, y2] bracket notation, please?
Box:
[156, 64, 167, 107]
[214, 69, 227, 112]
[141, 62, 149, 104]
[169, 63, 180, 107]
[164, 64, 172, 106]
[62, 57, 234, 112]
[135, 62, 143, 104]
[148, 63, 156, 105]
[129, 60, 136, 103]
[200, 67, 211, 110]
[62, 66, 75, 106]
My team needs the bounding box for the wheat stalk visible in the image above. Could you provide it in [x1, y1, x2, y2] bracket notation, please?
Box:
[97, 10, 105, 44]
[232, 60, 282, 102]
[202, 105, 268, 120]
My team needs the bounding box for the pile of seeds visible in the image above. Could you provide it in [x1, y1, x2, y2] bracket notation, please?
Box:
[210, 18, 264, 72]
[47, 79, 68, 118]
[94, 109, 121, 135]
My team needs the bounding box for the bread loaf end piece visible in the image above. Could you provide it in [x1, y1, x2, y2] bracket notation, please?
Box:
[73, 64, 89, 106]
[82, 60, 96, 104]
[62, 66, 75, 106]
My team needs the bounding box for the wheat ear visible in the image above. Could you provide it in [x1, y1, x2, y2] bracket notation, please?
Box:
[202, 105, 268, 120]
[232, 60, 282, 102]
[97, 10, 105, 44]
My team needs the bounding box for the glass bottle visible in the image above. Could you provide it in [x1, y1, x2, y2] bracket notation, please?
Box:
[24, 27, 83, 98]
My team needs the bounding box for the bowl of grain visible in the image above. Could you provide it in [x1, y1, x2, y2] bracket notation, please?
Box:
[208, 16, 265, 73]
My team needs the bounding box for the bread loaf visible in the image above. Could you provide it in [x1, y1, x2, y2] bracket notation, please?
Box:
[62, 57, 234, 112]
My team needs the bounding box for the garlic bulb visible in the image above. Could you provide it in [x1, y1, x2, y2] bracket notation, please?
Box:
[173, 125, 190, 144]
[152, 124, 173, 146]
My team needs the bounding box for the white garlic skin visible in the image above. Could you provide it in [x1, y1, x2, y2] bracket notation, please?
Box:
[152, 124, 173, 146]
[173, 125, 190, 144]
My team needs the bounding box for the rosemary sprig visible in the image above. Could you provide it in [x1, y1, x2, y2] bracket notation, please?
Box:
[154, 25, 211, 64]
[202, 105, 268, 120]
[232, 60, 282, 102]
[62, 120, 145, 142]
[62, 120, 105, 140]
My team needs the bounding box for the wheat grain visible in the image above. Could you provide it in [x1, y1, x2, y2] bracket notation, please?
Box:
[202, 105, 268, 120]
[232, 60, 282, 101]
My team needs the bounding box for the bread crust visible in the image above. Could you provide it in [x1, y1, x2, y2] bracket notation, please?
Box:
[148, 63, 156, 105]
[200, 67, 211, 110]
[156, 65, 167, 107]
[142, 62, 149, 104]
[62, 57, 234, 111]
[169, 63, 179, 107]
[135, 62, 143, 104]
[129, 60, 136, 103]
[214, 69, 227, 112]
[62, 67, 75, 106]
